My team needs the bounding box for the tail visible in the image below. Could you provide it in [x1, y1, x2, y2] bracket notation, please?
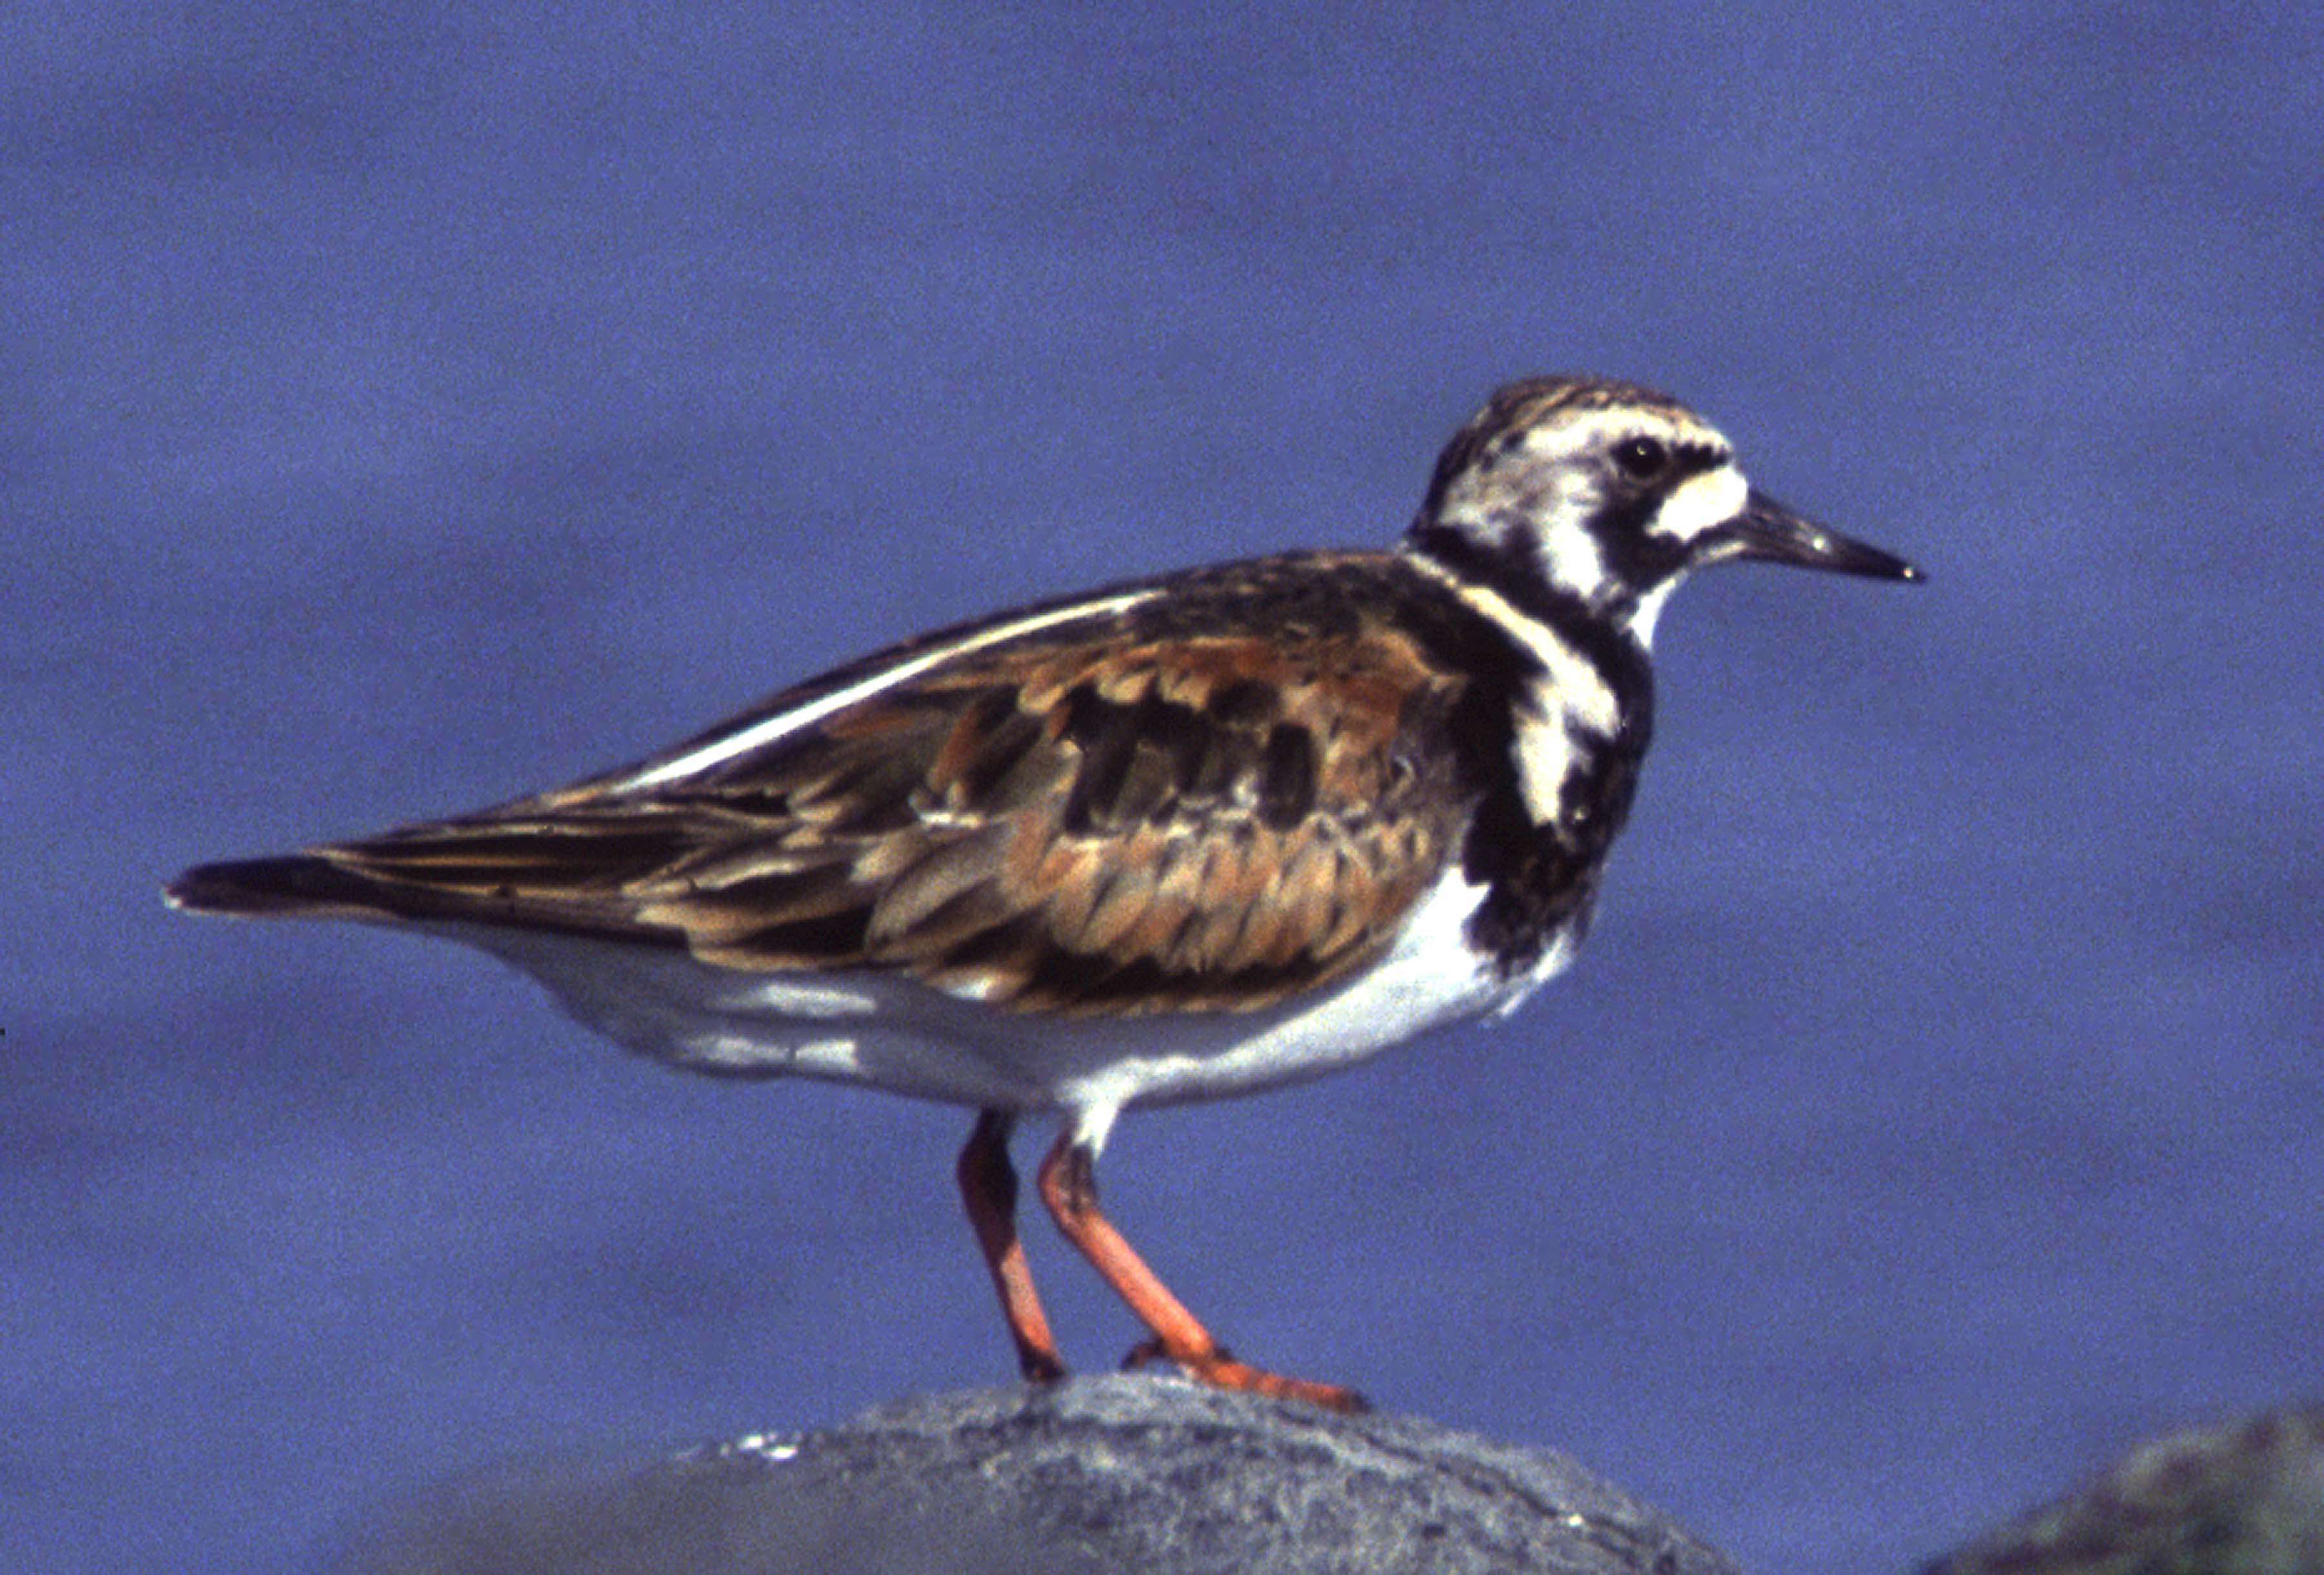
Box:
[164, 851, 682, 945]
[165, 855, 415, 921]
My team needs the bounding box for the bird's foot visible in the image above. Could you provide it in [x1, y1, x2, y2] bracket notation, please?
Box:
[1017, 1348, 1070, 1385]
[1121, 1337, 1369, 1413]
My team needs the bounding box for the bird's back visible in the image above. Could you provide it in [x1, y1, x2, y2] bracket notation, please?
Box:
[170, 551, 1558, 1021]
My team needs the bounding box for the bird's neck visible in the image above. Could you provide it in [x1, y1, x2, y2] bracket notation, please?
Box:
[1403, 518, 1659, 645]
[1399, 527, 1660, 981]
[1398, 525, 1658, 770]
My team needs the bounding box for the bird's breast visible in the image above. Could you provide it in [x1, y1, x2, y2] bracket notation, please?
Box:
[1458, 670, 1651, 984]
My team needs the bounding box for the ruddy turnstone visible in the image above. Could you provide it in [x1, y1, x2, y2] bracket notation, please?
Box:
[168, 374, 1919, 1412]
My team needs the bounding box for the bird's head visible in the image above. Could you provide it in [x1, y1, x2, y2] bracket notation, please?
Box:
[1406, 376, 1920, 638]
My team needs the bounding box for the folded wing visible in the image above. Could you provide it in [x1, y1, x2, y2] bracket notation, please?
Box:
[172, 602, 1473, 1016]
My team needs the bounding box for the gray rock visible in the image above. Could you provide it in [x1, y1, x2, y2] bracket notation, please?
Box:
[345, 1375, 1742, 1574]
[1922, 1401, 2324, 1575]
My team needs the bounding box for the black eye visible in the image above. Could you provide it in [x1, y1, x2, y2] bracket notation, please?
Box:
[1613, 436, 1667, 479]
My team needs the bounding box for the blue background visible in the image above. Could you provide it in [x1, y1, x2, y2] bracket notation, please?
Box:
[9, 6, 2319, 1571]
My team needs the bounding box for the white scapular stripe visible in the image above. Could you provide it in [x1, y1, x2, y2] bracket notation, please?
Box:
[614, 589, 1159, 791]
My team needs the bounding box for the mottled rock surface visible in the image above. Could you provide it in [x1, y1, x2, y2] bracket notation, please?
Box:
[1923, 1402, 2324, 1575]
[347, 1375, 1742, 1574]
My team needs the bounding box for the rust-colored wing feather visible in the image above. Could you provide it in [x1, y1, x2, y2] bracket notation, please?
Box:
[175, 560, 1478, 1016]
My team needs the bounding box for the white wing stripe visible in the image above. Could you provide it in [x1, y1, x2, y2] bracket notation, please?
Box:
[613, 590, 1159, 792]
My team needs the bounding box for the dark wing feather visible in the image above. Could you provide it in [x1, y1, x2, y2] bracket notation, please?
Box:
[174, 556, 1477, 1015]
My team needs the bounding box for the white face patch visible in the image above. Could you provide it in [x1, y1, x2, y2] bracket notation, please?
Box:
[1433, 406, 1748, 612]
[1646, 464, 1748, 547]
[1535, 512, 1609, 600]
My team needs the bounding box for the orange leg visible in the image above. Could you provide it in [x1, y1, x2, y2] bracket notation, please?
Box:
[1034, 1132, 1367, 1413]
[955, 1111, 1066, 1383]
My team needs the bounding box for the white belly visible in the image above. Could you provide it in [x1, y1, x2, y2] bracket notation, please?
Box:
[439, 868, 1574, 1118]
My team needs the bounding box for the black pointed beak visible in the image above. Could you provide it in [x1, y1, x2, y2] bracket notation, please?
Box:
[1726, 489, 1922, 583]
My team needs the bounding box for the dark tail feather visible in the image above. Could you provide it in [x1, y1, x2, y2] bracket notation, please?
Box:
[164, 855, 402, 919]
[164, 852, 683, 946]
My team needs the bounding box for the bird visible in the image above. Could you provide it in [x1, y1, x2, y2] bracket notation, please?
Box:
[168, 374, 1920, 1413]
